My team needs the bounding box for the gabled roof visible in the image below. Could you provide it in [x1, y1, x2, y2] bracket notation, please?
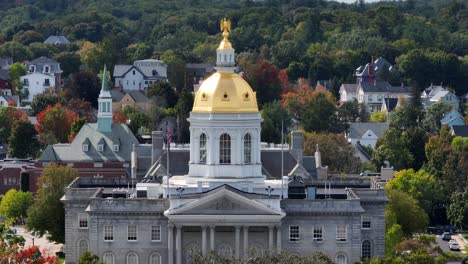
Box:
[441, 110, 463, 124]
[111, 89, 150, 103]
[0, 69, 11, 81]
[451, 125, 468, 137]
[113, 62, 167, 79]
[43, 36, 70, 45]
[358, 81, 412, 94]
[348, 122, 389, 139]
[28, 56, 59, 65]
[373, 57, 391, 70]
[38, 123, 139, 162]
[0, 58, 13, 68]
[340, 84, 357, 94]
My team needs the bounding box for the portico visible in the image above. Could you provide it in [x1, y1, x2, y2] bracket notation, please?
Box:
[164, 185, 285, 264]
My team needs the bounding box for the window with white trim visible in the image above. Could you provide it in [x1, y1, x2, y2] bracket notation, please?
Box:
[113, 144, 119, 152]
[313, 226, 323, 241]
[362, 240, 371, 258]
[82, 144, 89, 152]
[98, 144, 104, 152]
[127, 252, 138, 264]
[362, 215, 371, 229]
[78, 213, 88, 229]
[128, 225, 137, 241]
[103, 252, 114, 264]
[243, 133, 252, 164]
[104, 225, 113, 241]
[150, 253, 161, 264]
[336, 225, 347, 241]
[289, 226, 299, 242]
[199, 133, 207, 164]
[219, 133, 231, 164]
[151, 225, 161, 242]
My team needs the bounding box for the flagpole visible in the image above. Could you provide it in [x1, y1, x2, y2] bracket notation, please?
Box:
[166, 123, 170, 198]
[281, 120, 284, 199]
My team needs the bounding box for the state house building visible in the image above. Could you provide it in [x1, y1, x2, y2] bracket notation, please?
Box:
[62, 19, 387, 264]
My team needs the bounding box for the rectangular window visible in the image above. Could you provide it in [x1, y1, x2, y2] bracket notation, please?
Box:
[151, 225, 161, 242]
[289, 226, 299, 242]
[313, 226, 323, 241]
[362, 215, 371, 229]
[78, 213, 88, 229]
[336, 225, 347, 242]
[128, 225, 137, 241]
[82, 144, 89, 152]
[113, 145, 119, 152]
[104, 225, 113, 241]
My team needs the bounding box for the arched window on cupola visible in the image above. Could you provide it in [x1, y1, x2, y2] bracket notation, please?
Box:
[199, 133, 207, 164]
[219, 133, 231, 164]
[243, 133, 252, 164]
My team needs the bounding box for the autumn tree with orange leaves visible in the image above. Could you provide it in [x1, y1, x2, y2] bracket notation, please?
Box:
[0, 106, 27, 144]
[282, 79, 339, 132]
[35, 104, 78, 145]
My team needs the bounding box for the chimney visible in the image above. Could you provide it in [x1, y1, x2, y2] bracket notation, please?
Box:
[290, 131, 303, 164]
[315, 144, 328, 180]
[131, 144, 137, 179]
[152, 131, 164, 164]
[314, 144, 322, 168]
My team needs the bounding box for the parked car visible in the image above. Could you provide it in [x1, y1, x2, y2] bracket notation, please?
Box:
[442, 232, 451, 241]
[449, 242, 460, 251]
[448, 239, 457, 245]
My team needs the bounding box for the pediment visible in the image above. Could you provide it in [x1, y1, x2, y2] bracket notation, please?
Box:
[168, 187, 282, 216]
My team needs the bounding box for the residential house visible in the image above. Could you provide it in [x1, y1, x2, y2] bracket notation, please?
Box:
[111, 89, 152, 112]
[421, 85, 459, 111]
[43, 35, 70, 45]
[355, 57, 392, 83]
[347, 122, 389, 149]
[0, 57, 13, 69]
[355, 81, 411, 112]
[0, 69, 12, 93]
[186, 63, 215, 92]
[441, 110, 465, 128]
[0, 159, 34, 195]
[451, 125, 468, 138]
[0, 95, 19, 107]
[20, 57, 62, 103]
[30, 68, 153, 192]
[113, 59, 167, 91]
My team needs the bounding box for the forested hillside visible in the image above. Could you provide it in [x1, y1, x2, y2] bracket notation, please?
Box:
[0, 0, 467, 95]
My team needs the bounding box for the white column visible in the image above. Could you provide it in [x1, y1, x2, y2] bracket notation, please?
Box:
[176, 225, 182, 264]
[276, 225, 282, 254]
[210, 225, 215, 251]
[243, 226, 249, 259]
[268, 225, 274, 254]
[202, 226, 207, 255]
[168, 224, 174, 264]
[235, 226, 241, 259]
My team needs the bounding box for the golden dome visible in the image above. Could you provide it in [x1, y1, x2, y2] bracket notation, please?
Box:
[218, 39, 232, 50]
[192, 72, 258, 113]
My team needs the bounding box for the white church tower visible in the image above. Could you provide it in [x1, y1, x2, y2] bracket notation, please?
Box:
[97, 65, 113, 133]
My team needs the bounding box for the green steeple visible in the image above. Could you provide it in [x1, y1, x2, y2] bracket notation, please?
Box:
[101, 64, 109, 91]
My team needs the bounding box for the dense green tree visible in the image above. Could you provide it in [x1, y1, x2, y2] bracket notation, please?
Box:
[0, 106, 27, 144]
[54, 52, 81, 77]
[191, 251, 334, 264]
[78, 251, 102, 264]
[0, 189, 33, 223]
[161, 50, 187, 92]
[0, 41, 32, 62]
[370, 111, 387, 123]
[8, 62, 26, 95]
[424, 126, 452, 180]
[260, 101, 292, 143]
[447, 186, 468, 229]
[26, 164, 78, 243]
[8, 120, 40, 159]
[422, 101, 450, 134]
[174, 91, 194, 143]
[122, 106, 151, 135]
[30, 93, 66, 116]
[63, 71, 100, 108]
[147, 81, 178, 108]
[372, 128, 413, 170]
[385, 188, 429, 236]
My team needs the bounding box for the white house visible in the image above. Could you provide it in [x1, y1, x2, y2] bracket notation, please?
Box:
[113, 59, 168, 91]
[421, 85, 459, 111]
[347, 122, 389, 149]
[20, 57, 62, 103]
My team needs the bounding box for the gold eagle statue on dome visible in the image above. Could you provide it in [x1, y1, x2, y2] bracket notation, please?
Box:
[220, 18, 231, 34]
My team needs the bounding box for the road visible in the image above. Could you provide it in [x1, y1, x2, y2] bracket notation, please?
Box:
[13, 225, 63, 256]
[435, 233, 466, 255]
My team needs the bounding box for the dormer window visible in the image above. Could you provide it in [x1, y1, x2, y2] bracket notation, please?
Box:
[29, 65, 35, 73]
[82, 144, 89, 152]
[113, 144, 119, 152]
[152, 70, 158, 76]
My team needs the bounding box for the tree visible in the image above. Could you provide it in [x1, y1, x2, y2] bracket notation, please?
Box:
[372, 128, 413, 170]
[447, 186, 468, 229]
[190, 251, 334, 264]
[0, 189, 33, 223]
[35, 103, 78, 144]
[0, 106, 27, 144]
[66, 98, 96, 121]
[147, 81, 178, 108]
[337, 99, 367, 123]
[63, 71, 100, 108]
[8, 62, 26, 94]
[370, 111, 387, 123]
[244, 61, 282, 106]
[123, 106, 151, 136]
[260, 101, 292, 143]
[303, 132, 362, 173]
[387, 169, 438, 214]
[422, 102, 450, 134]
[30, 93, 66, 116]
[385, 188, 429, 236]
[12, 30, 44, 45]
[78, 251, 103, 264]
[174, 92, 194, 143]
[54, 51, 81, 77]
[8, 120, 40, 158]
[26, 164, 78, 243]
[424, 126, 452, 180]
